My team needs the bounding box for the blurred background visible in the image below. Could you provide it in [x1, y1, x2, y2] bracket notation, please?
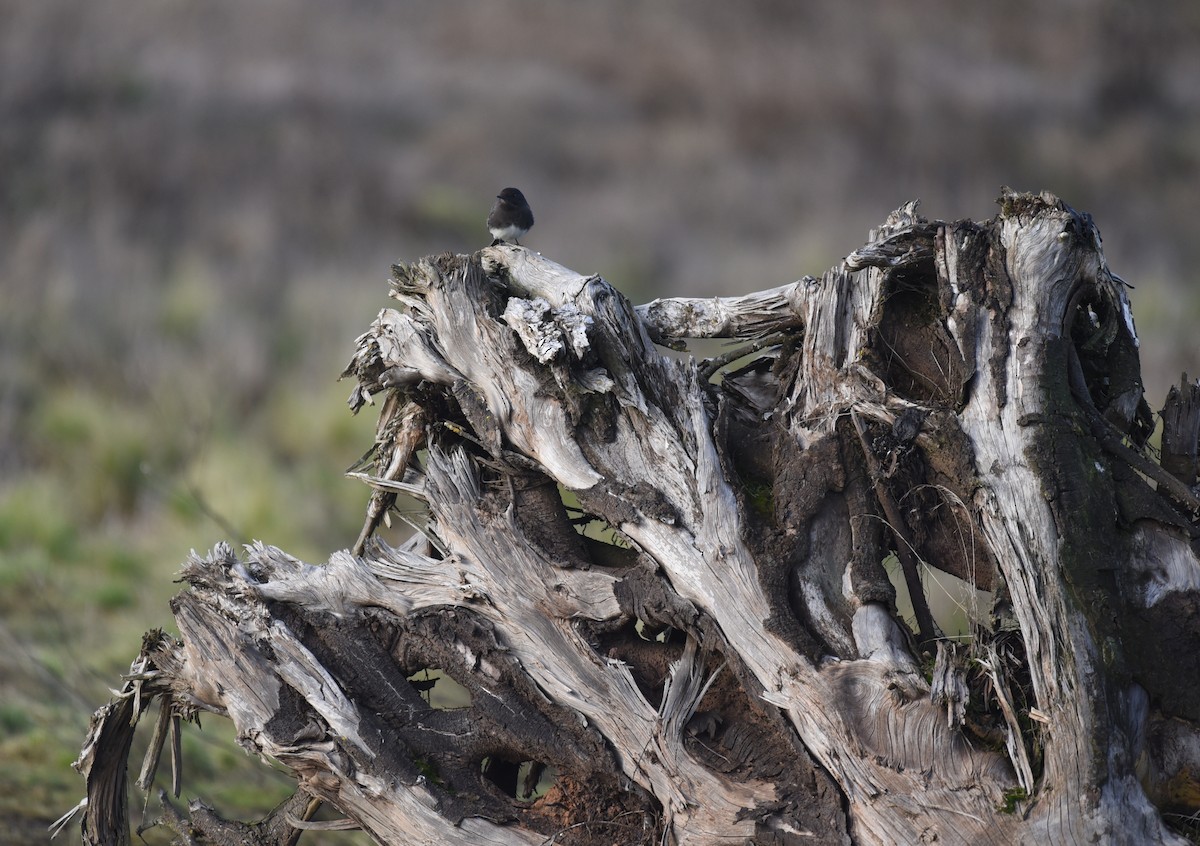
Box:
[2, 1, 1199, 841]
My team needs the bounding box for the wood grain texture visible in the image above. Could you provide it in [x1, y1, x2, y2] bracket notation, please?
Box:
[73, 192, 1200, 846]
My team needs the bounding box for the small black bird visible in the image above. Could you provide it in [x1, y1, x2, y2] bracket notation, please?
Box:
[487, 187, 534, 246]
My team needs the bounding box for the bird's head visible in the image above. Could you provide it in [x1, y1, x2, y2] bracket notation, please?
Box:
[497, 187, 527, 205]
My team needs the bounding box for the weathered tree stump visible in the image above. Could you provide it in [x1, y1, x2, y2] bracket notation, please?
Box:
[70, 190, 1200, 845]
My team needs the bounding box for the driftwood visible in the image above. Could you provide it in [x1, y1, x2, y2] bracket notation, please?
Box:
[69, 190, 1200, 845]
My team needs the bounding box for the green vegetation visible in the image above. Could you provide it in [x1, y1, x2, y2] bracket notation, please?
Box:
[0, 276, 378, 840]
[998, 787, 1029, 814]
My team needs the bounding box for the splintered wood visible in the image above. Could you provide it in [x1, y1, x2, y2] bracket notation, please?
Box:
[74, 192, 1200, 846]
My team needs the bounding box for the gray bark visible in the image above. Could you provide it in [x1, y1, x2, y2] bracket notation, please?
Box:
[69, 190, 1200, 845]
